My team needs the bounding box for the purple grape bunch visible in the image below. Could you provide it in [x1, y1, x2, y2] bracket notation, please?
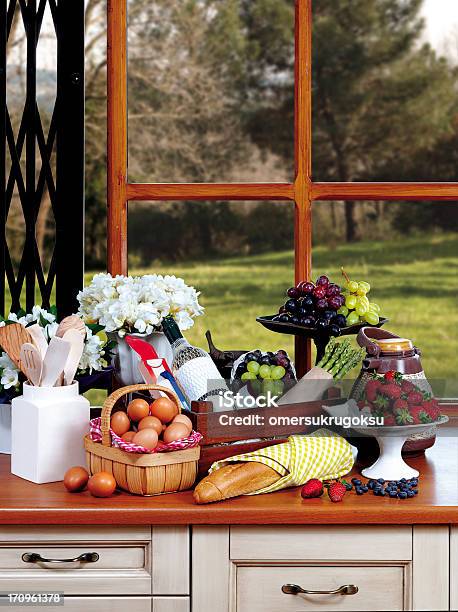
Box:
[273, 275, 347, 335]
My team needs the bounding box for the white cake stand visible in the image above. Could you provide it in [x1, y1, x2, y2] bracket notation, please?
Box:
[353, 416, 448, 480]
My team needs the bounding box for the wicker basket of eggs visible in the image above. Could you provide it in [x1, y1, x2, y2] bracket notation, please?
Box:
[84, 384, 201, 496]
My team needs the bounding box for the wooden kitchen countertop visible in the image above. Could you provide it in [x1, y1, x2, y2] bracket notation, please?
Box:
[1, 430, 457, 525]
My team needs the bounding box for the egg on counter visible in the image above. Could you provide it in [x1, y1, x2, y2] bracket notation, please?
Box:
[132, 428, 159, 450]
[163, 422, 191, 444]
[138, 415, 162, 434]
[110, 411, 131, 436]
[127, 398, 150, 422]
[63, 466, 89, 492]
[88, 471, 117, 498]
[150, 396, 178, 423]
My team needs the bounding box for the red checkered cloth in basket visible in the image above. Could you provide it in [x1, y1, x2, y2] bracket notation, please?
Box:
[89, 417, 202, 454]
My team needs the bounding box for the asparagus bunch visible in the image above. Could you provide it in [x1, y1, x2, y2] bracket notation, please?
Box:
[316, 338, 365, 379]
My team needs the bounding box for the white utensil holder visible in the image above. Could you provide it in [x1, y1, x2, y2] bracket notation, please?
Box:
[11, 382, 90, 484]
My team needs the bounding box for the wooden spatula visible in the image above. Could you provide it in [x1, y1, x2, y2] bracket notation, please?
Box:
[0, 323, 33, 371]
[55, 315, 86, 339]
[62, 328, 85, 385]
[19, 343, 43, 386]
[26, 323, 48, 358]
[41, 336, 71, 387]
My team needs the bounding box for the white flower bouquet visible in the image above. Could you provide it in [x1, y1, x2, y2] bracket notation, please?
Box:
[0, 305, 110, 400]
[77, 273, 204, 336]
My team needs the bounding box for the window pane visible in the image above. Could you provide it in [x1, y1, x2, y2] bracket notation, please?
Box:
[312, 200, 458, 394]
[312, 0, 458, 182]
[128, 200, 294, 353]
[127, 0, 295, 183]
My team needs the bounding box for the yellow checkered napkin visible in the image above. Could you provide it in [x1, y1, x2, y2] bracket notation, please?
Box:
[209, 429, 354, 495]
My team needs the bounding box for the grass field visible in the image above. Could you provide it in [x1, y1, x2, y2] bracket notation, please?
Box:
[130, 233, 458, 389]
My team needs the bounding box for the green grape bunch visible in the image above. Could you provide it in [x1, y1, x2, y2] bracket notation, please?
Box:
[338, 268, 383, 327]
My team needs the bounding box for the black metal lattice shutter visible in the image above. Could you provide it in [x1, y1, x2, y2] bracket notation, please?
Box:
[0, 0, 84, 318]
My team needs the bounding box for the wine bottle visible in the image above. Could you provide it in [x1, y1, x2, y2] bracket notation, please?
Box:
[162, 316, 229, 409]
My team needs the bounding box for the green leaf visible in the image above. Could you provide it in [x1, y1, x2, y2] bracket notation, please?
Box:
[86, 323, 104, 334]
[16, 309, 26, 318]
[50, 305, 58, 316]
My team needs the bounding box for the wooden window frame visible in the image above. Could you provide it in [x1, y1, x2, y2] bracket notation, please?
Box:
[106, 0, 458, 376]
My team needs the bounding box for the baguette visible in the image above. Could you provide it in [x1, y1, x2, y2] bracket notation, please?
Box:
[193, 461, 281, 504]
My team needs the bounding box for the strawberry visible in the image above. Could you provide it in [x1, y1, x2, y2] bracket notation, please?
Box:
[301, 479, 323, 499]
[365, 379, 380, 402]
[382, 382, 402, 399]
[393, 398, 408, 411]
[373, 393, 390, 410]
[423, 400, 441, 422]
[384, 370, 396, 381]
[409, 406, 431, 424]
[327, 481, 346, 503]
[407, 390, 423, 405]
[383, 414, 396, 426]
[394, 407, 414, 425]
[401, 379, 415, 394]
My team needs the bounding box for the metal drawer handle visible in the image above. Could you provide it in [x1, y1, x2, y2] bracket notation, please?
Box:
[282, 583, 358, 596]
[22, 552, 99, 564]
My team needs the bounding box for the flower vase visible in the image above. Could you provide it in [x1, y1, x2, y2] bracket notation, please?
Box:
[108, 331, 174, 386]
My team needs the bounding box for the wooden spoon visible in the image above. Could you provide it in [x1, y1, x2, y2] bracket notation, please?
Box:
[19, 343, 43, 386]
[55, 315, 86, 339]
[0, 323, 33, 371]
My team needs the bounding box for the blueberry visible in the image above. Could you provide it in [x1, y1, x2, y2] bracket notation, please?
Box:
[373, 489, 380, 496]
[351, 478, 362, 486]
[407, 491, 415, 498]
[389, 490, 398, 498]
[400, 478, 407, 483]
[345, 483, 353, 491]
[291, 316, 300, 325]
[379, 489, 386, 496]
[413, 489, 419, 495]
[410, 479, 418, 486]
[316, 318, 329, 329]
[398, 492, 408, 499]
[361, 486, 369, 493]
[368, 481, 375, 490]
[377, 478, 385, 484]
[279, 314, 291, 323]
[356, 488, 364, 495]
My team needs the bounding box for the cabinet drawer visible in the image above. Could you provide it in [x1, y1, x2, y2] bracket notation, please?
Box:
[4, 596, 151, 612]
[153, 596, 190, 612]
[231, 526, 412, 561]
[236, 565, 406, 611]
[0, 543, 151, 595]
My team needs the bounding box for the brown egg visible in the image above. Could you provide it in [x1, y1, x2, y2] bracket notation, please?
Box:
[110, 411, 131, 436]
[138, 415, 162, 434]
[132, 428, 159, 450]
[63, 466, 89, 492]
[150, 396, 178, 424]
[121, 430, 136, 443]
[163, 422, 190, 444]
[87, 472, 116, 498]
[172, 414, 193, 433]
[127, 398, 150, 422]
